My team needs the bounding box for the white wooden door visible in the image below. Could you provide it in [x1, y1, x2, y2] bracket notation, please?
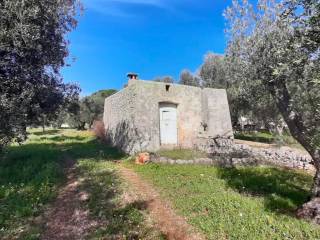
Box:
[159, 104, 178, 145]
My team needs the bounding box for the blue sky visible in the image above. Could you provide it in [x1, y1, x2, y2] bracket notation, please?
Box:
[62, 0, 233, 96]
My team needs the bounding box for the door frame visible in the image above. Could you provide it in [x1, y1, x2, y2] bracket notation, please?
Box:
[158, 102, 179, 147]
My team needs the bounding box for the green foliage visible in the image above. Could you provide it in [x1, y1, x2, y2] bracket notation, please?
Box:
[179, 69, 200, 87]
[66, 89, 117, 129]
[91, 89, 118, 99]
[153, 76, 174, 83]
[234, 132, 276, 143]
[85, 89, 117, 123]
[156, 149, 207, 160]
[234, 131, 303, 149]
[199, 53, 227, 89]
[0, 0, 80, 150]
[224, 0, 320, 160]
[197, 52, 280, 128]
[130, 164, 320, 239]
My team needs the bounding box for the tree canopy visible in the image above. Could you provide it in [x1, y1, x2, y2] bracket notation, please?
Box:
[61, 89, 117, 130]
[225, 0, 320, 218]
[179, 69, 200, 87]
[0, 0, 81, 151]
[153, 76, 175, 83]
[199, 53, 228, 89]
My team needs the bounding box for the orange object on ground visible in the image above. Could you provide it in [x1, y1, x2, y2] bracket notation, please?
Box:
[135, 152, 150, 165]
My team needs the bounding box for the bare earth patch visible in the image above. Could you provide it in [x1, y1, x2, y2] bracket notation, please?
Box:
[40, 160, 98, 240]
[118, 165, 205, 240]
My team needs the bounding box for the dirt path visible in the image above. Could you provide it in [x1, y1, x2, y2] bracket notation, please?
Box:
[39, 159, 205, 240]
[40, 159, 98, 240]
[118, 165, 205, 240]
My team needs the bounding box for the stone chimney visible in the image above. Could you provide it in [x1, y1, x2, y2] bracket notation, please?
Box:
[127, 72, 139, 86]
[127, 72, 138, 80]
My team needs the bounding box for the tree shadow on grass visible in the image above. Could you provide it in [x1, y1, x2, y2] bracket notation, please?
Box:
[0, 139, 126, 184]
[31, 129, 61, 136]
[78, 164, 162, 239]
[216, 167, 312, 215]
[0, 134, 127, 239]
[37, 135, 87, 142]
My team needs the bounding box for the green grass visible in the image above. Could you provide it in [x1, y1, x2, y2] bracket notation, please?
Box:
[235, 132, 276, 143]
[78, 160, 164, 239]
[0, 129, 162, 239]
[234, 131, 305, 150]
[0, 130, 70, 239]
[2, 128, 318, 239]
[128, 163, 320, 239]
[156, 148, 207, 160]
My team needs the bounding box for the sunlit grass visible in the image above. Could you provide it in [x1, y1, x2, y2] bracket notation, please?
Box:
[0, 129, 106, 239]
[0, 129, 163, 239]
[234, 131, 276, 143]
[0, 130, 70, 239]
[129, 163, 320, 240]
[3, 128, 318, 239]
[78, 160, 164, 239]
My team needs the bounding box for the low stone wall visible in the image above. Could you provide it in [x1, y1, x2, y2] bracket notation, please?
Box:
[235, 145, 313, 171]
[151, 138, 314, 172]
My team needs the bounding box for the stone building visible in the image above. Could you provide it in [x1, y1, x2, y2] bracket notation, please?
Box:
[103, 73, 233, 154]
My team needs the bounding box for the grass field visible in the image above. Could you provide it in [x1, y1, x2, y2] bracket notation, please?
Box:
[1, 129, 320, 239]
[235, 131, 276, 143]
[129, 163, 320, 240]
[0, 129, 161, 240]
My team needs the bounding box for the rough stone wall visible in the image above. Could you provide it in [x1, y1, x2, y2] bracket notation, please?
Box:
[194, 138, 314, 172]
[221, 140, 312, 172]
[103, 84, 140, 154]
[151, 154, 314, 172]
[132, 80, 203, 151]
[104, 80, 233, 154]
[202, 89, 233, 138]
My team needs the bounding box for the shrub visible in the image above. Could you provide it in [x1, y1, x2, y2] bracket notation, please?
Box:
[92, 120, 106, 141]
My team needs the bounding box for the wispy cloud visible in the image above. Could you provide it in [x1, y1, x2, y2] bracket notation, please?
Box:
[82, 0, 170, 17]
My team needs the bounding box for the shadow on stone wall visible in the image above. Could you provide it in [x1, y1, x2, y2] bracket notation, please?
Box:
[105, 121, 150, 155]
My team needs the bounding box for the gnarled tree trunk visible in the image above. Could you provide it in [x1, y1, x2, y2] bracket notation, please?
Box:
[77, 121, 86, 131]
[268, 80, 320, 223]
[297, 150, 320, 224]
[311, 150, 320, 196]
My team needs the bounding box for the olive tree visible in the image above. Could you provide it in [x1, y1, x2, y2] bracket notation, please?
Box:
[200, 53, 228, 89]
[153, 76, 174, 83]
[59, 89, 117, 130]
[225, 0, 320, 220]
[0, 0, 81, 151]
[179, 69, 200, 87]
[198, 52, 281, 129]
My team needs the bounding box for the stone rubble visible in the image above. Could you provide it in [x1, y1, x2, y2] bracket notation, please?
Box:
[151, 138, 314, 172]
